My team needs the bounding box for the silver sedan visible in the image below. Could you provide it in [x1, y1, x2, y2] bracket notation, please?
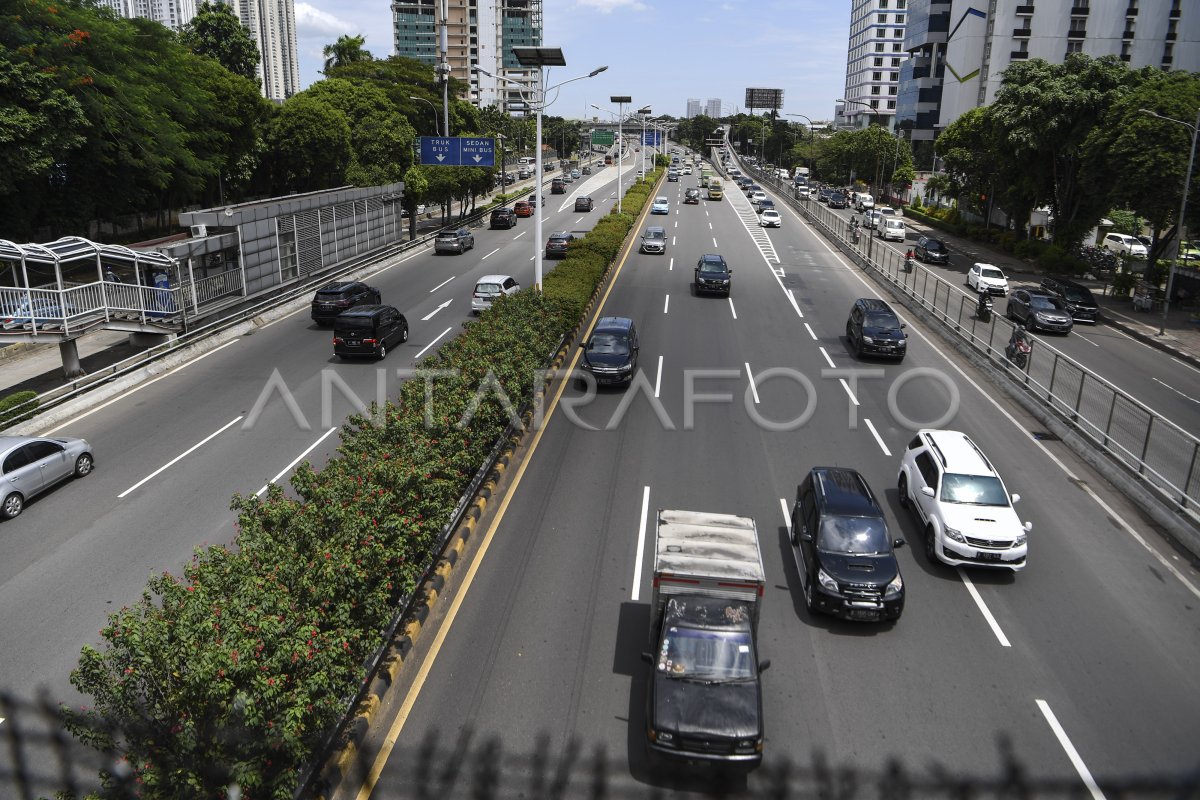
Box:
[1, 435, 94, 519]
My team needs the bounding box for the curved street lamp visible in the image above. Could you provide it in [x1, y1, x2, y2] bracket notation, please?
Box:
[409, 96, 441, 137]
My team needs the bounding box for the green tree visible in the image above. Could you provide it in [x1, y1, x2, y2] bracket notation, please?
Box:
[179, 0, 261, 83]
[266, 94, 352, 191]
[322, 34, 371, 73]
[301, 79, 416, 186]
[0, 56, 88, 195]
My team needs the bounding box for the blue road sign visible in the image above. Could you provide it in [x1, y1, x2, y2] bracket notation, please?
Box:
[641, 131, 663, 146]
[419, 136, 496, 167]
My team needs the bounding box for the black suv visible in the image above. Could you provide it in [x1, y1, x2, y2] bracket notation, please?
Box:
[914, 236, 949, 265]
[332, 305, 408, 360]
[846, 298, 907, 360]
[551, 178, 566, 194]
[790, 467, 906, 622]
[574, 196, 594, 212]
[489, 207, 517, 229]
[311, 281, 381, 326]
[694, 254, 732, 296]
[544, 231, 577, 259]
[1039, 276, 1099, 323]
[578, 316, 638, 387]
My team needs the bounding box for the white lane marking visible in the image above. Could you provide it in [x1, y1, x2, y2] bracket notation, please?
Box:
[42, 339, 239, 435]
[421, 299, 452, 321]
[809, 221, 1200, 601]
[119, 416, 243, 498]
[668, 257, 674, 272]
[786, 289, 804, 318]
[1073, 330, 1100, 347]
[632, 486, 651, 601]
[654, 355, 663, 398]
[745, 363, 760, 404]
[728, 297, 738, 319]
[414, 326, 453, 361]
[1170, 355, 1200, 376]
[818, 346, 836, 369]
[663, 294, 670, 314]
[864, 419, 891, 456]
[256, 426, 339, 496]
[803, 322, 818, 341]
[672, 236, 677, 246]
[529, 255, 535, 261]
[541, 215, 549, 222]
[709, 221, 713, 230]
[839, 379, 859, 406]
[481, 247, 500, 260]
[779, 498, 792, 533]
[513, 231, 526, 240]
[575, 216, 584, 224]
[957, 568, 1012, 647]
[1036, 700, 1107, 800]
[1153, 377, 1200, 405]
[430, 276, 455, 292]
[674, 220, 678, 228]
[713, 237, 718, 247]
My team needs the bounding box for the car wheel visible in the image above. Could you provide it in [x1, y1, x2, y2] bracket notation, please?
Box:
[925, 525, 938, 563]
[2, 492, 23, 519]
[1025, 316, 1035, 331]
[898, 474, 910, 509]
[401, 325, 409, 343]
[74, 453, 94, 478]
[803, 578, 817, 614]
[378, 342, 387, 359]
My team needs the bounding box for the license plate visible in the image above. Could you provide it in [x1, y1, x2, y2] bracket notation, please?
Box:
[347, 340, 360, 346]
[848, 609, 880, 621]
[976, 551, 1003, 561]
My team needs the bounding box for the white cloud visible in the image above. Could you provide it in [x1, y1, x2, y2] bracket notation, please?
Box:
[575, 0, 649, 13]
[294, 2, 355, 37]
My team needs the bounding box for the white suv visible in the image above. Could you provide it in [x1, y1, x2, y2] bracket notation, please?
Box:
[1103, 233, 1148, 258]
[967, 262, 1010, 295]
[897, 430, 1031, 571]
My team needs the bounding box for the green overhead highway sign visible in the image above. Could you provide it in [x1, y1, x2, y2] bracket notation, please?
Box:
[590, 130, 615, 146]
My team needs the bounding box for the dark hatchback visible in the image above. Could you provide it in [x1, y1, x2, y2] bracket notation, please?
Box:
[489, 206, 517, 229]
[574, 196, 594, 212]
[683, 188, 701, 204]
[828, 191, 848, 209]
[694, 254, 732, 296]
[579, 316, 638, 387]
[544, 231, 577, 259]
[1008, 288, 1074, 334]
[311, 281, 381, 326]
[846, 298, 907, 361]
[1040, 276, 1099, 323]
[915, 236, 949, 265]
[332, 305, 408, 360]
[790, 467, 906, 622]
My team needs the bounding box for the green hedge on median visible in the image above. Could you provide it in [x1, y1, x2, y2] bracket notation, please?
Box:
[66, 169, 664, 799]
[0, 390, 37, 429]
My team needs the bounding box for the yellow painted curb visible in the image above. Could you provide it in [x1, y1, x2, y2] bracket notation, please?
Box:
[358, 692, 380, 720]
[335, 740, 357, 773]
[403, 619, 421, 639]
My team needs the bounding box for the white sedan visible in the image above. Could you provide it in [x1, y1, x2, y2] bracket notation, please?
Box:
[760, 209, 782, 228]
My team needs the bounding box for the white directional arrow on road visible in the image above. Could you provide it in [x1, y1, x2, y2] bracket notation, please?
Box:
[422, 299, 452, 321]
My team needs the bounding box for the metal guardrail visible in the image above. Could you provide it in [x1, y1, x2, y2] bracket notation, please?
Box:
[744, 164, 1200, 526]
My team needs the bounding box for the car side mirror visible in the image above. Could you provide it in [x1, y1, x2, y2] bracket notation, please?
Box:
[799, 527, 813, 542]
[579, 342, 587, 349]
[1011, 493, 1021, 504]
[1024, 521, 1033, 533]
[641, 652, 653, 664]
[900, 323, 907, 329]
[921, 486, 935, 498]
[893, 538, 907, 548]
[758, 659, 771, 673]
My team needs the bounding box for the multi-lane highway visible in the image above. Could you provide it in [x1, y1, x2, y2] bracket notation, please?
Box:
[341, 162, 1200, 796]
[0, 148, 650, 781]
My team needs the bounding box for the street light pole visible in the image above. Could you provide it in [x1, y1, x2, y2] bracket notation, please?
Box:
[409, 96, 441, 136]
[611, 96, 632, 213]
[639, 106, 652, 179]
[1140, 106, 1200, 336]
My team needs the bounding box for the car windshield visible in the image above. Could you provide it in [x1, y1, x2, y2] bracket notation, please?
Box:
[1030, 296, 1062, 310]
[1062, 287, 1092, 303]
[865, 312, 900, 330]
[818, 516, 891, 555]
[335, 318, 373, 331]
[644, 230, 665, 240]
[699, 259, 726, 273]
[475, 283, 500, 296]
[940, 473, 1009, 506]
[657, 626, 755, 681]
[925, 240, 945, 251]
[982, 268, 1005, 279]
[315, 291, 346, 301]
[588, 333, 629, 354]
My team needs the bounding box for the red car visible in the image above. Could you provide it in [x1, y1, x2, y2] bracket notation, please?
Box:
[513, 201, 532, 218]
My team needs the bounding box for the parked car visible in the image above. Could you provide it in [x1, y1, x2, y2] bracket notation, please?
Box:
[1103, 232, 1148, 258]
[914, 236, 949, 264]
[513, 201, 532, 218]
[489, 207, 517, 229]
[434, 228, 475, 255]
[790, 467, 906, 622]
[310, 281, 381, 326]
[0, 435, 94, 519]
[545, 231, 577, 259]
[651, 196, 670, 214]
[578, 316, 639, 387]
[471, 274, 520, 314]
[760, 209, 782, 227]
[1007, 288, 1074, 334]
[683, 188, 701, 204]
[897, 429, 1031, 571]
[694, 253, 732, 296]
[967, 262, 1009, 295]
[640, 226, 667, 254]
[332, 305, 408, 360]
[845, 297, 907, 361]
[1039, 276, 1099, 323]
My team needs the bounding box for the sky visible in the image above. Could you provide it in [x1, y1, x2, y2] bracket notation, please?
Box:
[293, 0, 851, 123]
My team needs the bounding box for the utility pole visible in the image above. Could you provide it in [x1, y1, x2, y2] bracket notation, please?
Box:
[437, 0, 450, 139]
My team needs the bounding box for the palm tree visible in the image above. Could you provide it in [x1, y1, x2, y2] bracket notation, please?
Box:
[322, 35, 370, 73]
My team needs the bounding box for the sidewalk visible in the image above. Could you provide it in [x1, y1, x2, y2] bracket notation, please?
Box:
[897, 214, 1200, 369]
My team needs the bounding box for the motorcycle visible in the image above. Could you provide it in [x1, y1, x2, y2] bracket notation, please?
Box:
[851, 226, 861, 244]
[904, 256, 915, 273]
[1005, 332, 1032, 368]
[977, 294, 993, 322]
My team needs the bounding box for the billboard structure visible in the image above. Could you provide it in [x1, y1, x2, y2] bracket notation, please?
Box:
[745, 88, 784, 117]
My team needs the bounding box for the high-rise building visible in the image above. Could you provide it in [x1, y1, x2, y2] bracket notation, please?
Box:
[686, 98, 701, 118]
[705, 98, 722, 118]
[92, 0, 196, 31]
[222, 0, 301, 101]
[393, 0, 543, 113]
[840, 0, 908, 131]
[899, 0, 1199, 142]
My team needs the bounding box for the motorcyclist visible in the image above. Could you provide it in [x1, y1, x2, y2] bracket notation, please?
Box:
[977, 287, 993, 317]
[904, 248, 915, 271]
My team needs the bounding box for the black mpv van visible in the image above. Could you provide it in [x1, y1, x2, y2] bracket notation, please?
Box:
[333, 305, 408, 360]
[846, 298, 907, 361]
